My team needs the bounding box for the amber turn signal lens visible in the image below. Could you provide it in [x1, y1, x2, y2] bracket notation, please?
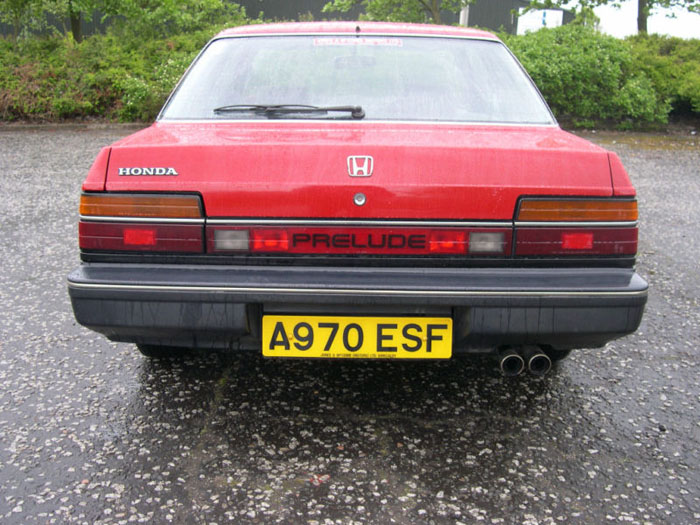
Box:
[517, 199, 637, 222]
[80, 194, 202, 218]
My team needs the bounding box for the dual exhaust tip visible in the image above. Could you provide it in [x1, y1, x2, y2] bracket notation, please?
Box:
[499, 346, 552, 377]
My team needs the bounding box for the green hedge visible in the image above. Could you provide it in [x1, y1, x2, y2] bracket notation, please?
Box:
[625, 34, 700, 115]
[0, 17, 247, 122]
[1, 23, 698, 127]
[502, 25, 672, 128]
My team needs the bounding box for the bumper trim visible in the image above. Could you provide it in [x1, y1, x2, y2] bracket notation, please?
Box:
[206, 218, 513, 227]
[68, 280, 647, 298]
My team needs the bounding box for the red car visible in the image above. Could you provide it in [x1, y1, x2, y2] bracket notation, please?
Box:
[68, 22, 647, 375]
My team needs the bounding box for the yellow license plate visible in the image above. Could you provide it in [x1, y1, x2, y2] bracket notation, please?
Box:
[262, 315, 452, 359]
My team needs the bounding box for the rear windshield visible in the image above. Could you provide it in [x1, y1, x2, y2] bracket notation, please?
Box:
[160, 35, 554, 125]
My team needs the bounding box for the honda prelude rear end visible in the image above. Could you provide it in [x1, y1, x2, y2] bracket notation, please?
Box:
[67, 22, 647, 373]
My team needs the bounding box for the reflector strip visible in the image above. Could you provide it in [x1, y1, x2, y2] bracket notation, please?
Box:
[517, 199, 637, 222]
[208, 226, 512, 255]
[80, 194, 202, 219]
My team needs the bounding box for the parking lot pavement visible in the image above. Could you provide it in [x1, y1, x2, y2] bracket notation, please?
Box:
[0, 125, 698, 524]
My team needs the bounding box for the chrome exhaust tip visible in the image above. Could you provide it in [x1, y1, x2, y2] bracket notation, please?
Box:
[499, 348, 525, 377]
[523, 346, 552, 376]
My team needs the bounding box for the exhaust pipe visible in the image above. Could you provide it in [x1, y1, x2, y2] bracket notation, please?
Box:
[499, 348, 525, 377]
[522, 346, 552, 376]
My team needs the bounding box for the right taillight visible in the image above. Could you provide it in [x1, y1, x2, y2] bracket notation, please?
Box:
[515, 198, 638, 257]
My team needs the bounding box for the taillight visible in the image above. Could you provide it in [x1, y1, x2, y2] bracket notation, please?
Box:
[80, 222, 203, 252]
[208, 226, 512, 256]
[79, 193, 204, 253]
[515, 198, 638, 257]
[515, 227, 637, 256]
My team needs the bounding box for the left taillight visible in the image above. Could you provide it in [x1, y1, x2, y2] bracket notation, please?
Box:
[79, 193, 204, 253]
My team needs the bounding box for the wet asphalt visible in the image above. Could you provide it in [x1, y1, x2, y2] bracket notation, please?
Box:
[0, 125, 698, 524]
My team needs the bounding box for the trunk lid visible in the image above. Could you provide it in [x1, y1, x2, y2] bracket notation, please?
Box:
[105, 122, 613, 220]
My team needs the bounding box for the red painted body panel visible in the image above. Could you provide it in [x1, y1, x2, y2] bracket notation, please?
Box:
[608, 152, 636, 196]
[216, 21, 497, 40]
[82, 146, 111, 192]
[105, 122, 613, 220]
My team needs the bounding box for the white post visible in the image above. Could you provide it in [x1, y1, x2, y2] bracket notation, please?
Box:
[459, 6, 470, 26]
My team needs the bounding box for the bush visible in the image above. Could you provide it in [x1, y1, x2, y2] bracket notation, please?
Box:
[1, 19, 698, 127]
[625, 34, 700, 115]
[110, 0, 247, 39]
[0, 11, 248, 122]
[503, 25, 671, 128]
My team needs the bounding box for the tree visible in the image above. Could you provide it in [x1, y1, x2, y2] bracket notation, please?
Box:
[0, 0, 118, 43]
[105, 0, 243, 38]
[527, 0, 700, 34]
[62, 0, 96, 42]
[1, 0, 245, 42]
[0, 0, 46, 39]
[322, 0, 474, 25]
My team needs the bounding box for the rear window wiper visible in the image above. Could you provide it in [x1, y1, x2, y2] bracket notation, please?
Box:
[212, 104, 365, 120]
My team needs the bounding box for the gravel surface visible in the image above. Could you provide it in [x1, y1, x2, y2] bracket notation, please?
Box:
[0, 125, 698, 524]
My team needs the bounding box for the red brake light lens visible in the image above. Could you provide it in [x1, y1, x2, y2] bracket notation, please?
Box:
[123, 228, 156, 246]
[561, 232, 594, 250]
[251, 229, 289, 252]
[428, 231, 467, 254]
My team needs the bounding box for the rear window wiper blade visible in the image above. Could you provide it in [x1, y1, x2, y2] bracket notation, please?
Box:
[212, 104, 365, 119]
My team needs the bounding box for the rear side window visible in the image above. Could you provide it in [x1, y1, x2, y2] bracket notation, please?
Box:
[160, 35, 554, 124]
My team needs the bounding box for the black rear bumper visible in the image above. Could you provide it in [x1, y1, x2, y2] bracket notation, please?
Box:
[67, 263, 648, 352]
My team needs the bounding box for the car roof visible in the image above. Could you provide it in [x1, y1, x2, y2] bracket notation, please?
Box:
[215, 21, 499, 41]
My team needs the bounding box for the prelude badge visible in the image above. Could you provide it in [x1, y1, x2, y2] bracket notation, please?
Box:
[347, 156, 373, 177]
[118, 167, 179, 176]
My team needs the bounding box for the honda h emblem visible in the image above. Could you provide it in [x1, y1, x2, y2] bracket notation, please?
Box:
[347, 155, 374, 177]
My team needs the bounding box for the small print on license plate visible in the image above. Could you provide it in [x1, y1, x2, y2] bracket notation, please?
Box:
[262, 315, 452, 359]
